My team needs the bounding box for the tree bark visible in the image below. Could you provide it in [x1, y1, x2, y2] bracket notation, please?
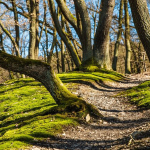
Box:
[47, 29, 57, 64]
[124, 0, 131, 74]
[93, 0, 115, 69]
[112, 0, 123, 71]
[28, 0, 36, 59]
[11, 0, 19, 51]
[0, 51, 69, 104]
[34, 0, 39, 60]
[61, 14, 66, 72]
[0, 51, 102, 118]
[56, 43, 60, 73]
[48, 0, 81, 68]
[128, 0, 150, 60]
[0, 21, 20, 56]
[0, 32, 5, 52]
[74, 0, 92, 62]
[55, 0, 78, 34]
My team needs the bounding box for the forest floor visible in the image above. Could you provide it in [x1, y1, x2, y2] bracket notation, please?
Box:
[30, 73, 150, 150]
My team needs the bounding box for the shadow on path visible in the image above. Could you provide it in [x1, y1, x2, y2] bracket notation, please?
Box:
[29, 136, 130, 150]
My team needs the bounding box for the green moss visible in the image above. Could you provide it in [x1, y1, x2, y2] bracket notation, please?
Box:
[59, 97, 103, 119]
[58, 70, 124, 118]
[0, 51, 50, 69]
[118, 81, 150, 108]
[0, 70, 125, 149]
[82, 58, 97, 66]
[58, 70, 124, 84]
[86, 66, 99, 72]
[0, 78, 78, 149]
[80, 58, 113, 71]
[70, 13, 77, 21]
[79, 58, 98, 71]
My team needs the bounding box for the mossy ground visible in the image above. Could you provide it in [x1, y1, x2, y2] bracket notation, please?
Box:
[58, 69, 124, 84]
[0, 70, 124, 149]
[119, 81, 150, 109]
[0, 78, 78, 150]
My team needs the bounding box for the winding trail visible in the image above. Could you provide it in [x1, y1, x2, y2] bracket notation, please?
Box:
[30, 73, 150, 150]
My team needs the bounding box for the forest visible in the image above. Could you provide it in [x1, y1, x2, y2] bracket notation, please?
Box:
[0, 0, 150, 149]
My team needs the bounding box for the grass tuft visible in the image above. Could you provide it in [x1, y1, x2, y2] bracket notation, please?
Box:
[119, 81, 150, 108]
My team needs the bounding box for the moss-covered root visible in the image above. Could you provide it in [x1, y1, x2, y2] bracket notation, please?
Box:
[60, 97, 103, 120]
[78, 58, 99, 72]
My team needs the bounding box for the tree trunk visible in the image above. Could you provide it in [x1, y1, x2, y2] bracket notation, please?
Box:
[124, 0, 131, 74]
[93, 0, 115, 69]
[0, 32, 5, 51]
[34, 0, 39, 60]
[74, 0, 92, 62]
[0, 21, 20, 56]
[67, 58, 71, 72]
[137, 42, 142, 73]
[12, 0, 24, 78]
[61, 38, 66, 72]
[47, 28, 57, 64]
[61, 11, 66, 72]
[112, 0, 123, 71]
[55, 0, 78, 35]
[0, 51, 102, 118]
[56, 43, 60, 73]
[28, 0, 36, 59]
[128, 0, 150, 60]
[48, 0, 81, 68]
[11, 0, 19, 51]
[0, 3, 3, 52]
[0, 52, 68, 104]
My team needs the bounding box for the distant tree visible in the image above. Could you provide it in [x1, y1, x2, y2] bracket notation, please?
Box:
[11, 0, 19, 53]
[124, 0, 131, 74]
[112, 0, 124, 71]
[27, 0, 39, 60]
[0, 31, 5, 52]
[49, 0, 115, 69]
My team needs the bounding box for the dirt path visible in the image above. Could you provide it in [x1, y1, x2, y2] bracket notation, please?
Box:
[30, 73, 150, 150]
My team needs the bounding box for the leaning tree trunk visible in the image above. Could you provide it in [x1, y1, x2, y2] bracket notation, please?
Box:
[124, 0, 131, 74]
[93, 0, 115, 69]
[128, 0, 150, 60]
[0, 51, 102, 118]
[48, 0, 81, 68]
[112, 0, 123, 71]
